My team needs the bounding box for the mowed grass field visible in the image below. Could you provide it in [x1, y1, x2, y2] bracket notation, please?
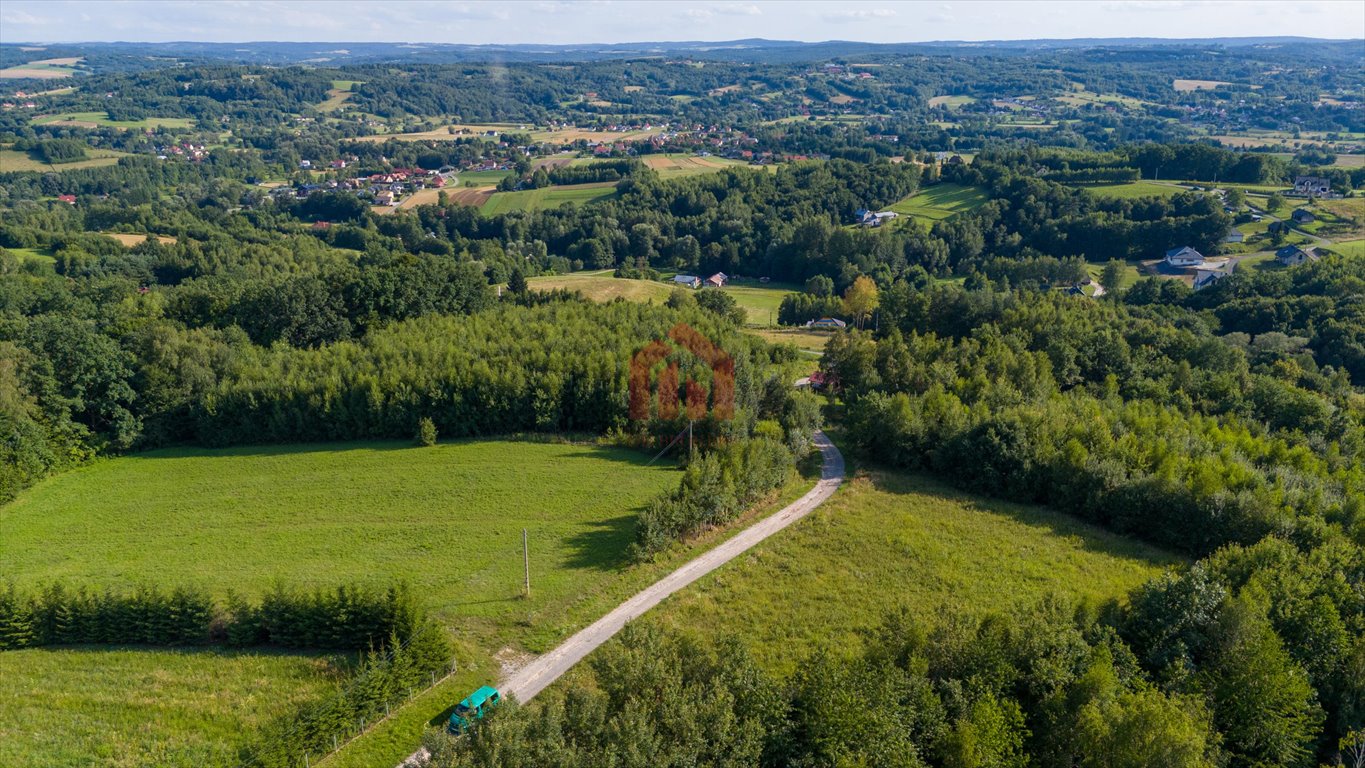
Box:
[0, 147, 128, 173]
[888, 182, 990, 221]
[527, 270, 673, 303]
[1073, 180, 1184, 199]
[526, 272, 795, 326]
[32, 112, 194, 130]
[644, 468, 1178, 676]
[0, 647, 346, 768]
[641, 153, 749, 178]
[481, 182, 617, 215]
[0, 439, 677, 642]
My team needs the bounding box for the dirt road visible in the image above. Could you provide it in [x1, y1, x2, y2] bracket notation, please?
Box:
[400, 428, 844, 766]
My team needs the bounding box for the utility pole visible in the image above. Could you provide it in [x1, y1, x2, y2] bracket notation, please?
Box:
[522, 529, 530, 599]
[688, 419, 694, 455]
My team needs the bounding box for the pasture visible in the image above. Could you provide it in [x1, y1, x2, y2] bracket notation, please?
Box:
[0, 147, 127, 173]
[888, 182, 990, 221]
[0, 57, 82, 79]
[746, 327, 834, 355]
[528, 271, 673, 303]
[99, 232, 177, 247]
[1072, 180, 1183, 199]
[723, 279, 798, 325]
[0, 647, 345, 768]
[355, 123, 664, 145]
[0, 439, 678, 644]
[480, 182, 617, 215]
[526, 272, 795, 326]
[927, 94, 975, 109]
[1173, 78, 1233, 91]
[641, 153, 748, 178]
[32, 111, 193, 130]
[644, 468, 1178, 676]
[1326, 239, 1365, 258]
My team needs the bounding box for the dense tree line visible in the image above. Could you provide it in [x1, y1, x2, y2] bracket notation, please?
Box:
[816, 263, 1364, 761]
[423, 578, 1363, 767]
[0, 582, 422, 651]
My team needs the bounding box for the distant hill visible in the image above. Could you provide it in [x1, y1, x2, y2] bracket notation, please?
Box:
[2, 36, 1361, 67]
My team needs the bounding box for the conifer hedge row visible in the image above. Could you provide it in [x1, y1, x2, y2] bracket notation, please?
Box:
[0, 582, 420, 651]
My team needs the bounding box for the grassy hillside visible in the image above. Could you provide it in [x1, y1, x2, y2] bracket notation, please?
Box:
[480, 183, 618, 215]
[0, 439, 677, 645]
[526, 272, 794, 327]
[888, 182, 990, 221]
[645, 467, 1177, 676]
[1070, 180, 1183, 199]
[0, 647, 345, 768]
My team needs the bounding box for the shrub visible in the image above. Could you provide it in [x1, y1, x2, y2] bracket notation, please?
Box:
[417, 417, 438, 447]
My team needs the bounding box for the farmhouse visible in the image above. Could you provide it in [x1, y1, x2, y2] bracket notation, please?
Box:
[1222, 228, 1245, 243]
[672, 274, 701, 289]
[1293, 176, 1330, 196]
[1164, 246, 1204, 267]
[1276, 245, 1319, 266]
[56, 194, 76, 205]
[1291, 209, 1316, 225]
[806, 317, 847, 329]
[705, 272, 728, 287]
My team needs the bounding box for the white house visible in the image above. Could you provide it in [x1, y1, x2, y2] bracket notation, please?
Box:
[672, 274, 702, 289]
[806, 317, 847, 329]
[1164, 246, 1204, 267]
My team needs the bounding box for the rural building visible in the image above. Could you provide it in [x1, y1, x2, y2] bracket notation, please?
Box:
[1291, 208, 1316, 225]
[1293, 176, 1330, 196]
[56, 194, 76, 205]
[299, 160, 312, 169]
[1193, 267, 1231, 291]
[672, 274, 702, 289]
[806, 317, 847, 329]
[1276, 245, 1319, 266]
[706, 272, 728, 287]
[1067, 280, 1106, 298]
[374, 190, 395, 205]
[1222, 228, 1245, 243]
[1164, 246, 1204, 267]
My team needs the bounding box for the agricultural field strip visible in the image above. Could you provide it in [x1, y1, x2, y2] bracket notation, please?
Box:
[397, 428, 845, 767]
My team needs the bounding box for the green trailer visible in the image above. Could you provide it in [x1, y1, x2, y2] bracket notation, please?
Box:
[447, 685, 501, 734]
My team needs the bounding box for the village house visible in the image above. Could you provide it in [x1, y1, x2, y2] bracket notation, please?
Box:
[1164, 246, 1205, 267]
[672, 274, 702, 289]
[1222, 228, 1245, 243]
[1291, 208, 1316, 225]
[806, 317, 847, 329]
[1293, 176, 1330, 196]
[1276, 245, 1319, 266]
[705, 272, 728, 288]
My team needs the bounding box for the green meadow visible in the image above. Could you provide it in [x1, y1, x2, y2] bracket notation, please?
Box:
[0, 439, 677, 645]
[1071, 180, 1183, 199]
[0, 647, 346, 768]
[481, 183, 618, 215]
[645, 467, 1178, 676]
[32, 111, 194, 130]
[888, 182, 990, 221]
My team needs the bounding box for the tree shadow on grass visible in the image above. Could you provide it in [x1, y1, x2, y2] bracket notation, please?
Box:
[564, 513, 639, 572]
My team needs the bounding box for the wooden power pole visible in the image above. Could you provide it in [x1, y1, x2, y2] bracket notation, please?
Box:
[523, 529, 530, 599]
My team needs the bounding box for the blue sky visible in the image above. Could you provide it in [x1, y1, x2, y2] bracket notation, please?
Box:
[1, 1, 1362, 45]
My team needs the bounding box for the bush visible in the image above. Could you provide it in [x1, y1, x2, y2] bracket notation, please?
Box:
[633, 437, 793, 558]
[417, 417, 438, 447]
